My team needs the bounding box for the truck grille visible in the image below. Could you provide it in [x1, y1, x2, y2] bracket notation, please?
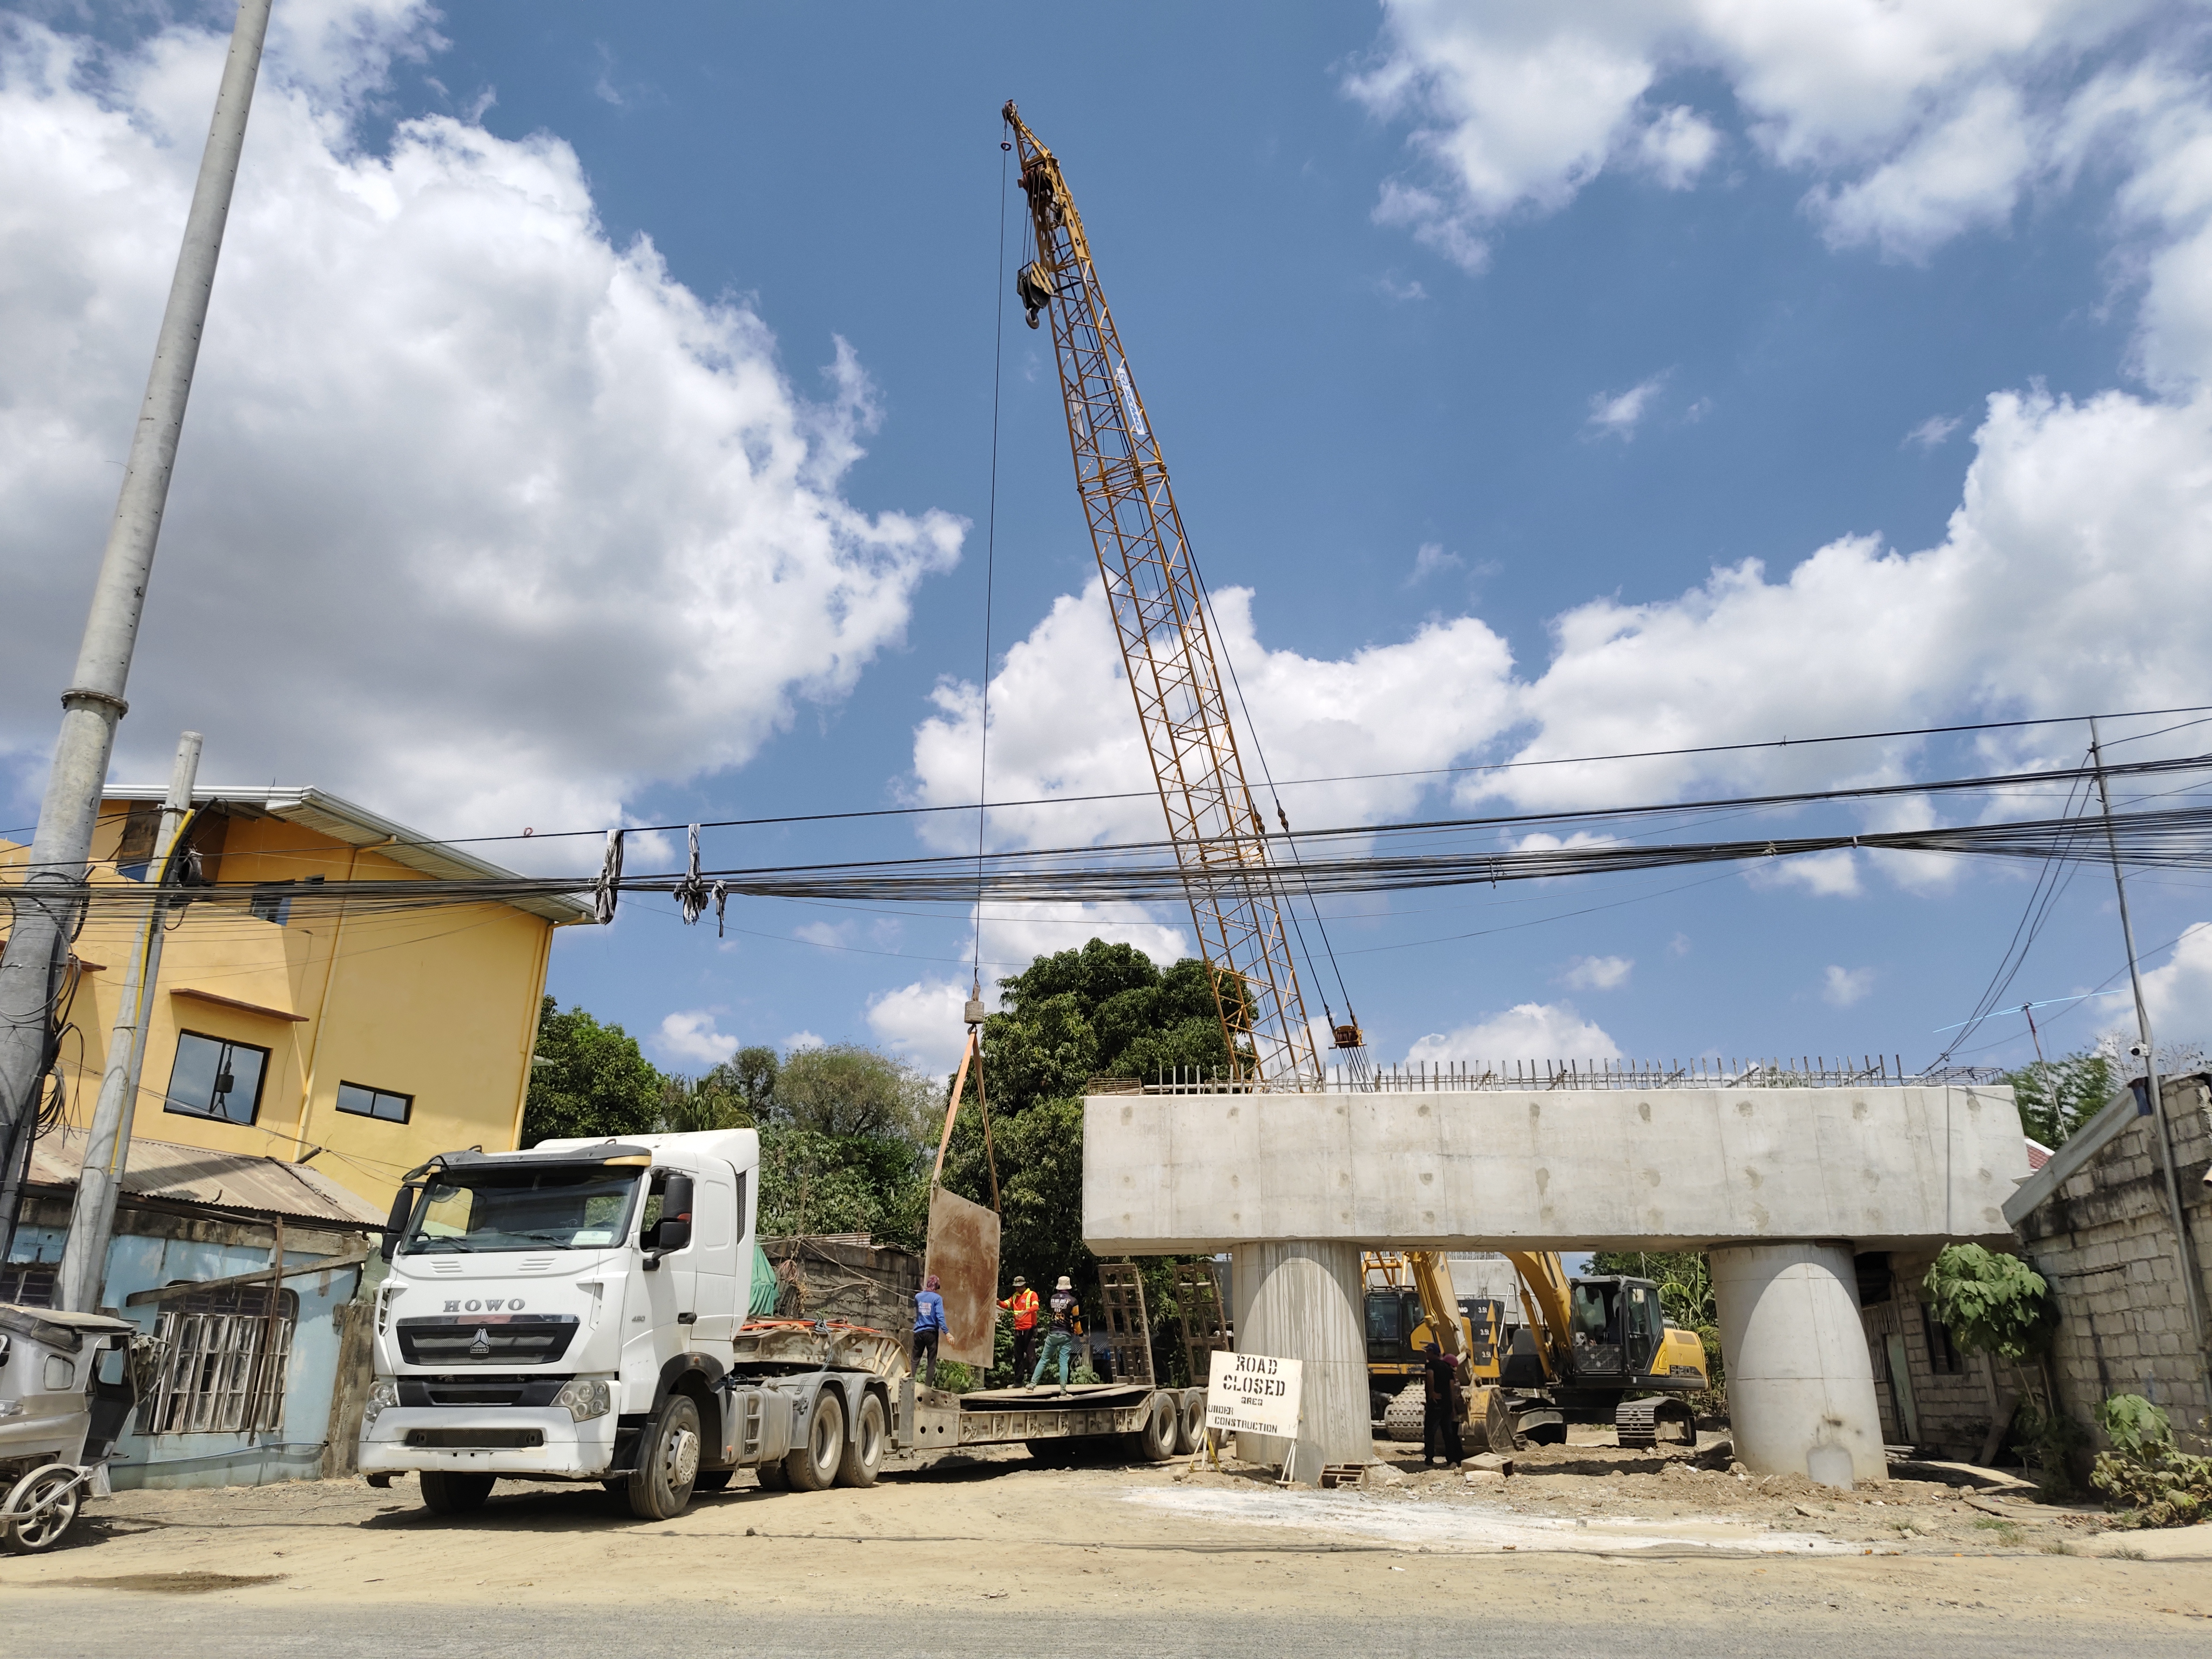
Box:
[398, 1374, 571, 1408]
[403, 1427, 545, 1449]
[395, 1314, 578, 1367]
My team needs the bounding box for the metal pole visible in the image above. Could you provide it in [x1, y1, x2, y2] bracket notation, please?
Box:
[2088, 719, 2210, 1382]
[57, 733, 201, 1313]
[0, 0, 271, 1264]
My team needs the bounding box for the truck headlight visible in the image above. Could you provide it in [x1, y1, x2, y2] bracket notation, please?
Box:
[553, 1379, 611, 1422]
[362, 1379, 399, 1428]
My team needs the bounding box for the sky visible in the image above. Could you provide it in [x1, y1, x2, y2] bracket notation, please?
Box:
[6, 0, 2212, 1087]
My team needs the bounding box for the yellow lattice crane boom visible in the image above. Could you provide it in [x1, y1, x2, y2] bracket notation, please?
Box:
[1004, 102, 1350, 1089]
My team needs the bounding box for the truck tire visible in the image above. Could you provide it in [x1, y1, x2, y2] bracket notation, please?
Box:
[1175, 1388, 1206, 1455]
[420, 1471, 495, 1515]
[837, 1392, 887, 1488]
[693, 1469, 736, 1492]
[783, 1388, 845, 1492]
[754, 1460, 791, 1492]
[1382, 1381, 1426, 1443]
[1129, 1391, 1178, 1461]
[626, 1394, 702, 1521]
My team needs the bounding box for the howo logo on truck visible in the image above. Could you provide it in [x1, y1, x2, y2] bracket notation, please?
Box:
[441, 1298, 526, 1313]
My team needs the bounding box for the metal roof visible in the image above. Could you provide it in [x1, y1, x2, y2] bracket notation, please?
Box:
[28, 1124, 385, 1228]
[100, 784, 594, 925]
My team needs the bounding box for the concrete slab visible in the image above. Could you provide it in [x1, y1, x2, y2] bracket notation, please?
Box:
[1083, 1085, 2027, 1253]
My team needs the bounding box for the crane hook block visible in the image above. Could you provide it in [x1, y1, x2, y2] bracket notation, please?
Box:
[1016, 261, 1055, 329]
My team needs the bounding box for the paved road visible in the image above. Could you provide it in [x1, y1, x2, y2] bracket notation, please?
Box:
[8, 1597, 2206, 1658]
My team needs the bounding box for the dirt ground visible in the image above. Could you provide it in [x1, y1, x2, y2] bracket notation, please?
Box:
[7, 1429, 2209, 1643]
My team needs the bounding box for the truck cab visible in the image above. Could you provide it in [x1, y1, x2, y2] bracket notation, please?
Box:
[361, 1130, 901, 1520]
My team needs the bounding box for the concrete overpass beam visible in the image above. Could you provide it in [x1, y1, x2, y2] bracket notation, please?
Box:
[1229, 1241, 1373, 1475]
[1711, 1241, 1885, 1487]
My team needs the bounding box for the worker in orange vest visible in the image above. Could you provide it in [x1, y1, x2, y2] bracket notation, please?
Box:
[998, 1276, 1040, 1385]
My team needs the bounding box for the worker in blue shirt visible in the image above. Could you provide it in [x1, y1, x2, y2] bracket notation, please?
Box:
[912, 1273, 946, 1387]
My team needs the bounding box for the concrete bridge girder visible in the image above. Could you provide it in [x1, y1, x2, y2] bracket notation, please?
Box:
[1084, 1086, 2026, 1486]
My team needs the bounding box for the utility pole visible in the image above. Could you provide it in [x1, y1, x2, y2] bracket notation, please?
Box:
[0, 0, 271, 1264]
[56, 733, 201, 1313]
[2088, 718, 2211, 1386]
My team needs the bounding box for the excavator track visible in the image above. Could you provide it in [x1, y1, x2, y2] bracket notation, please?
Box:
[1614, 1395, 1697, 1448]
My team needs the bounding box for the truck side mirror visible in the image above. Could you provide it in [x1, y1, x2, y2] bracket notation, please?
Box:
[380, 1184, 415, 1263]
[655, 1173, 694, 1253]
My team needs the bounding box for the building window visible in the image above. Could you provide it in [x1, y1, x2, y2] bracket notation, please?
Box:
[335, 1081, 412, 1124]
[0, 1263, 56, 1307]
[164, 1031, 271, 1126]
[247, 874, 323, 926]
[1920, 1303, 1963, 1374]
[114, 803, 159, 882]
[142, 1284, 298, 1434]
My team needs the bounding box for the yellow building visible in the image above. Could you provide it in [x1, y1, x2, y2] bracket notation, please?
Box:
[3, 786, 592, 1213]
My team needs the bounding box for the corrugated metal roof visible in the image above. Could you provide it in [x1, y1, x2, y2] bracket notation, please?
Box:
[29, 1124, 384, 1227]
[99, 784, 594, 926]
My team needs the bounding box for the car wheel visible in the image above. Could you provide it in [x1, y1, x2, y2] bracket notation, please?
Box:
[0, 1465, 83, 1554]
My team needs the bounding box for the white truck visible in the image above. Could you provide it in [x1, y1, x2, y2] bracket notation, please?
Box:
[360, 1131, 1199, 1519]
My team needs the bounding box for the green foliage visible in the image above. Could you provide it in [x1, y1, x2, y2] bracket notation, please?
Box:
[1921, 1245, 2055, 1363]
[772, 1043, 935, 1139]
[2015, 1402, 2091, 1496]
[521, 996, 663, 1145]
[2092, 1395, 2212, 1527]
[756, 1125, 928, 1251]
[2005, 1049, 2115, 1149]
[2096, 1393, 2173, 1459]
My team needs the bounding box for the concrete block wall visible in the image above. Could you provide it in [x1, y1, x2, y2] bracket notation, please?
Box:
[2013, 1075, 2212, 1452]
[1863, 1246, 2036, 1460]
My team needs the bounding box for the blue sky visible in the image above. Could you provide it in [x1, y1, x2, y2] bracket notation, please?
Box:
[7, 1, 2212, 1085]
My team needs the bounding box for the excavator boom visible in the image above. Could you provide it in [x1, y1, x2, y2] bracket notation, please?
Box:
[1003, 102, 1324, 1089]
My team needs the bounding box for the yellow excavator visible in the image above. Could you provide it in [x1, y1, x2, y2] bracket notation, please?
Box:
[1367, 1250, 1709, 1449]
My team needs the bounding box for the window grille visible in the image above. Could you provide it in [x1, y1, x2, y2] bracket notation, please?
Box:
[0, 1263, 56, 1306]
[143, 1285, 298, 1434]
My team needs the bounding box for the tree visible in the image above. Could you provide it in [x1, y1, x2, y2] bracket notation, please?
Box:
[521, 996, 664, 1145]
[757, 1124, 929, 1249]
[770, 1044, 935, 1139]
[2005, 1049, 2115, 1149]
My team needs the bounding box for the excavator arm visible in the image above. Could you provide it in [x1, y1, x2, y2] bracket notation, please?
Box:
[1502, 1250, 1575, 1382]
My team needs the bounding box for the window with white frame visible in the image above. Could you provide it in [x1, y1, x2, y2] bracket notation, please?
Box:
[141, 1283, 297, 1435]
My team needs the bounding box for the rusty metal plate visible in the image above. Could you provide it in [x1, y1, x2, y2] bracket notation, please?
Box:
[922, 1186, 1001, 1367]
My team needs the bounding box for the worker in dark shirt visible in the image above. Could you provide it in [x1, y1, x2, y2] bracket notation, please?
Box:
[1421, 1340, 1465, 1467]
[1029, 1275, 1083, 1393]
[912, 1274, 946, 1388]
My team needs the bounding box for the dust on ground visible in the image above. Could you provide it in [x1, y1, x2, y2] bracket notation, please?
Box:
[5, 1435, 2207, 1639]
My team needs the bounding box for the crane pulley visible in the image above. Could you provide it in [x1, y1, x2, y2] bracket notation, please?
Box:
[1003, 102, 1364, 1090]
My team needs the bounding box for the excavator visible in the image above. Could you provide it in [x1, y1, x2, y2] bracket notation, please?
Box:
[1368, 1249, 1708, 1449]
[1001, 104, 1708, 1454]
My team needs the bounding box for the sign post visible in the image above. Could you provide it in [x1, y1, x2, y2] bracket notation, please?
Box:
[1204, 1349, 1307, 1481]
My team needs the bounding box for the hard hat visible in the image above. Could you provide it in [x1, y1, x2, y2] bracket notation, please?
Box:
[1056, 1275, 1074, 1290]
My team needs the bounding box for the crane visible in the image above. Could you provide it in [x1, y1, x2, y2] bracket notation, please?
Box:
[1002, 102, 1363, 1089]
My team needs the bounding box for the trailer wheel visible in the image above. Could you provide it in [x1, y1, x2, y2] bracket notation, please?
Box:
[783, 1388, 844, 1492]
[1125, 1391, 1178, 1462]
[837, 1392, 886, 1488]
[626, 1394, 702, 1521]
[420, 1471, 495, 1515]
[1174, 1388, 1206, 1456]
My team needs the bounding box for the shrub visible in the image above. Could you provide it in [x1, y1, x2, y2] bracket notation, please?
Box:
[2091, 1394, 2212, 1528]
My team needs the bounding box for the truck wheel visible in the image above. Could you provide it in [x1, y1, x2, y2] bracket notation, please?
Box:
[836, 1392, 886, 1488]
[1128, 1391, 1178, 1461]
[626, 1394, 702, 1521]
[755, 1460, 791, 1491]
[783, 1388, 844, 1492]
[693, 1469, 736, 1492]
[420, 1471, 495, 1515]
[1382, 1381, 1426, 1443]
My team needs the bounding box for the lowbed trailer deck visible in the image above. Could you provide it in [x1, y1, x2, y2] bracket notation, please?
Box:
[911, 1381, 1203, 1461]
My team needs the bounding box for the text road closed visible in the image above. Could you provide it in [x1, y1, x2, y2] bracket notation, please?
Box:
[1204, 1350, 1303, 1439]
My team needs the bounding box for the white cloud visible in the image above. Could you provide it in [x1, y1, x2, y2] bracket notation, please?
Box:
[866, 978, 973, 1077]
[1906, 414, 1964, 448]
[1406, 1002, 1623, 1067]
[1562, 954, 1634, 991]
[655, 1010, 739, 1068]
[1377, 273, 1431, 302]
[781, 1030, 825, 1055]
[793, 920, 854, 949]
[1348, 2, 2167, 267]
[2136, 920, 2212, 1047]
[1821, 965, 1876, 1007]
[1586, 374, 1668, 439]
[0, 9, 960, 844]
[1751, 848, 1862, 898]
[1406, 541, 1464, 584]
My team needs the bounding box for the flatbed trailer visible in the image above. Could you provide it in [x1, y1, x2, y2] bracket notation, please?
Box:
[909, 1381, 1203, 1461]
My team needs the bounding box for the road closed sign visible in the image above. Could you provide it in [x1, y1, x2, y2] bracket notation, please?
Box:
[1204, 1350, 1303, 1439]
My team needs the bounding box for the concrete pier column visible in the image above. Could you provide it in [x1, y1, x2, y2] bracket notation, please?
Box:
[1711, 1241, 1885, 1487]
[1229, 1240, 1373, 1478]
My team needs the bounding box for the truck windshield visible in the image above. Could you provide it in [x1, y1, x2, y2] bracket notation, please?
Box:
[400, 1165, 641, 1254]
